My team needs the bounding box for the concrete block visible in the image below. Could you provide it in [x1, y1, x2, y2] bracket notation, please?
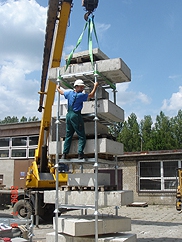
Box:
[53, 215, 131, 236]
[96, 86, 109, 99]
[48, 138, 123, 156]
[52, 99, 124, 123]
[49, 141, 62, 155]
[44, 190, 133, 207]
[67, 173, 110, 187]
[84, 122, 109, 135]
[11, 239, 28, 242]
[46, 232, 137, 242]
[51, 122, 109, 140]
[49, 58, 131, 86]
[65, 48, 109, 62]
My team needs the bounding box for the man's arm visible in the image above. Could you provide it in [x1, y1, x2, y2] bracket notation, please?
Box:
[88, 82, 99, 99]
[57, 85, 64, 95]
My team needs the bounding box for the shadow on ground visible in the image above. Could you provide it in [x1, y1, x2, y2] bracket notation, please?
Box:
[132, 219, 182, 227]
[138, 238, 182, 242]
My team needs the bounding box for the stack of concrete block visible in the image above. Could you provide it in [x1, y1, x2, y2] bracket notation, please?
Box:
[46, 49, 136, 241]
[44, 180, 136, 241]
[46, 215, 136, 242]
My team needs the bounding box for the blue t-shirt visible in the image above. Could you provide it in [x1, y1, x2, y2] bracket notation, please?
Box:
[64, 90, 88, 112]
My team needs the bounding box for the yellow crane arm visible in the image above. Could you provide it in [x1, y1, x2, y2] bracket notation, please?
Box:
[35, 0, 73, 168]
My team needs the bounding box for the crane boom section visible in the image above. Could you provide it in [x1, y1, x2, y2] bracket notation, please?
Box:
[36, 1, 72, 162]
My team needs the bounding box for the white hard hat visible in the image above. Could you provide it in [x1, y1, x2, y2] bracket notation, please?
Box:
[74, 79, 85, 87]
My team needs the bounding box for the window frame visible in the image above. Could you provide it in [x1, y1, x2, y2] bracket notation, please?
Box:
[138, 160, 180, 192]
[0, 135, 38, 159]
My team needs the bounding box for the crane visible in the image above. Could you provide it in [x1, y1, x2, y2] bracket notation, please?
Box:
[13, 0, 99, 221]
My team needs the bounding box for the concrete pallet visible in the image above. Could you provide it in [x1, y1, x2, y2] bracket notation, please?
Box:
[48, 52, 131, 86]
[46, 232, 137, 242]
[49, 138, 123, 156]
[65, 48, 109, 62]
[67, 173, 110, 187]
[11, 239, 28, 242]
[52, 99, 124, 123]
[53, 215, 131, 236]
[44, 190, 133, 208]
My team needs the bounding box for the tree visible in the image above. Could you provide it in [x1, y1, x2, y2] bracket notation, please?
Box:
[0, 116, 19, 124]
[152, 111, 176, 150]
[140, 115, 154, 151]
[171, 109, 182, 149]
[20, 116, 27, 122]
[118, 113, 140, 152]
[0, 116, 39, 124]
[28, 116, 39, 122]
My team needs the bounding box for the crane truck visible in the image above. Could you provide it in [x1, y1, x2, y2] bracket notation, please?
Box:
[176, 169, 182, 211]
[11, 0, 99, 221]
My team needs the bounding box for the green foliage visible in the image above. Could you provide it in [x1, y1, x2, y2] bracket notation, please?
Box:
[140, 115, 154, 151]
[0, 116, 19, 124]
[114, 110, 182, 152]
[118, 113, 140, 152]
[0, 116, 39, 124]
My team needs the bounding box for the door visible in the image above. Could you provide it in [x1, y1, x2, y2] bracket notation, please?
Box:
[14, 159, 32, 189]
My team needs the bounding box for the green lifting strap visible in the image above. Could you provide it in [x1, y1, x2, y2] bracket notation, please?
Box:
[88, 16, 99, 70]
[58, 76, 73, 89]
[65, 21, 88, 72]
[65, 15, 99, 72]
[95, 70, 116, 90]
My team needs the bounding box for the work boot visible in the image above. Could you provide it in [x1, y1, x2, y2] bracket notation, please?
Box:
[61, 153, 67, 159]
[78, 153, 84, 159]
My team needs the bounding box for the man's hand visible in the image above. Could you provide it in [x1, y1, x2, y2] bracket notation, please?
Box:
[56, 85, 64, 95]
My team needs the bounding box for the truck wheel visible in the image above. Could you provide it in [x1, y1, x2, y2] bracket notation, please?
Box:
[13, 200, 33, 219]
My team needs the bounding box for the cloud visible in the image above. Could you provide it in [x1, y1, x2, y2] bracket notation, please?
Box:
[0, 0, 46, 120]
[168, 74, 182, 80]
[138, 92, 151, 104]
[113, 83, 150, 108]
[162, 86, 182, 112]
[95, 22, 111, 40]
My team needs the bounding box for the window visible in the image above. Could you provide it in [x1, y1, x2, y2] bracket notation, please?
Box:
[0, 135, 38, 159]
[139, 160, 180, 192]
[11, 149, 26, 158]
[12, 137, 27, 146]
[0, 138, 10, 147]
[29, 136, 38, 146]
[0, 150, 9, 158]
[29, 148, 36, 158]
[140, 162, 160, 177]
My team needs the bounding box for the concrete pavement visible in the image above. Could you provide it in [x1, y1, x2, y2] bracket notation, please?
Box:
[1, 205, 182, 241]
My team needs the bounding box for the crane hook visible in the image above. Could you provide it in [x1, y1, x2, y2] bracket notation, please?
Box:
[84, 11, 92, 21]
[82, 0, 98, 21]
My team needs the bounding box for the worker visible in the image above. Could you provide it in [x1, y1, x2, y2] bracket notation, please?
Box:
[57, 79, 99, 159]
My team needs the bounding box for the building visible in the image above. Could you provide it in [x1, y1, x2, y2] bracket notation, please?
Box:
[0, 121, 40, 188]
[118, 150, 182, 205]
[0, 121, 180, 205]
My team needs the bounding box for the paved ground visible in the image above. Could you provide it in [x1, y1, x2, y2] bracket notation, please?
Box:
[1, 205, 182, 241]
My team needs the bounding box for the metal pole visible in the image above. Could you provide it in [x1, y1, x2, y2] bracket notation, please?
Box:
[55, 75, 60, 242]
[29, 215, 34, 242]
[113, 84, 116, 104]
[94, 63, 99, 242]
[115, 155, 118, 190]
[35, 191, 39, 227]
[115, 155, 119, 216]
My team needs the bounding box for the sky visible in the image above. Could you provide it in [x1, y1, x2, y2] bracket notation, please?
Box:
[0, 0, 182, 123]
